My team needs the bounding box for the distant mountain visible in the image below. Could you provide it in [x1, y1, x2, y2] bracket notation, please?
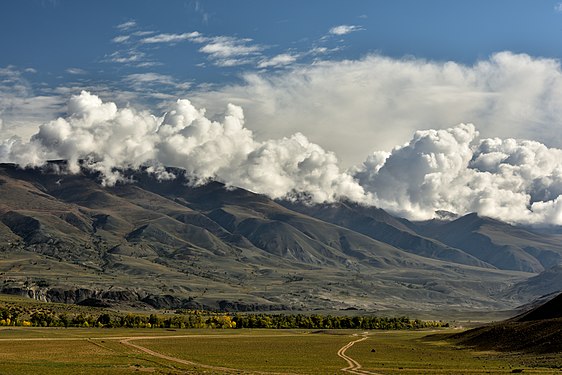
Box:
[504, 264, 562, 302]
[281, 201, 493, 268]
[408, 213, 562, 273]
[0, 162, 560, 313]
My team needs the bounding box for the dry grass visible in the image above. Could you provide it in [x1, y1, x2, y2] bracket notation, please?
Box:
[134, 331, 352, 374]
[0, 328, 560, 374]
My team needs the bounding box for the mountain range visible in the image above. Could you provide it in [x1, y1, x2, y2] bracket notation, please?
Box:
[1, 162, 561, 315]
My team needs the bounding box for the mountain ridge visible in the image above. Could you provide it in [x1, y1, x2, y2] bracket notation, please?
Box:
[0, 162, 559, 314]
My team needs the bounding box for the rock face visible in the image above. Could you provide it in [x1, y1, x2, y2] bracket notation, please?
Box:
[0, 286, 203, 309]
[45, 288, 98, 304]
[0, 162, 561, 313]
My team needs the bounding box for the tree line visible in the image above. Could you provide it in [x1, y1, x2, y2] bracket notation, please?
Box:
[0, 305, 447, 329]
[232, 313, 447, 330]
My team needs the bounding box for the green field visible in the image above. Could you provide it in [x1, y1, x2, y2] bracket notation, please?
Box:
[0, 327, 561, 374]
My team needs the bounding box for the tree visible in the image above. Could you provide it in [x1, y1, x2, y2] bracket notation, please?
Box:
[96, 313, 111, 327]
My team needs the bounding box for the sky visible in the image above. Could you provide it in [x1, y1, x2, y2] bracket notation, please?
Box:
[4, 0, 562, 225]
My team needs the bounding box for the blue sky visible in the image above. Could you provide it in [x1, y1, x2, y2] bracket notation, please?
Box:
[6, 1, 562, 224]
[3, 1, 562, 91]
[3, 0, 562, 148]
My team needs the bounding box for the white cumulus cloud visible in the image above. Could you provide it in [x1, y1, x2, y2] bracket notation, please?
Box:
[6, 50, 562, 226]
[141, 32, 201, 44]
[66, 67, 87, 75]
[112, 35, 130, 43]
[189, 52, 562, 168]
[329, 25, 363, 35]
[5, 91, 562, 226]
[258, 54, 298, 68]
[117, 20, 137, 30]
[355, 124, 562, 225]
[0, 91, 366, 203]
[0, 66, 65, 140]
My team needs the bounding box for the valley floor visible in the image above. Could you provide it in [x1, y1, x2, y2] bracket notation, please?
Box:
[0, 327, 559, 374]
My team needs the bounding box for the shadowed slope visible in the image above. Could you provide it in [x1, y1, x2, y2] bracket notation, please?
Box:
[451, 292, 562, 354]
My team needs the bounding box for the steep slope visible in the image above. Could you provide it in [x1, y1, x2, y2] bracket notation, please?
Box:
[513, 292, 562, 322]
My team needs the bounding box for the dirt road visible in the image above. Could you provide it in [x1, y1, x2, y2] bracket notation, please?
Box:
[337, 334, 384, 375]
[0, 331, 385, 374]
[120, 337, 240, 373]
[120, 335, 300, 375]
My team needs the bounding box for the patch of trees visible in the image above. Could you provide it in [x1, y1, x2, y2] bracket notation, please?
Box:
[0, 306, 236, 328]
[232, 314, 448, 330]
[0, 304, 446, 330]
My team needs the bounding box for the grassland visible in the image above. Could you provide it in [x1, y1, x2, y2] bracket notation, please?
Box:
[0, 327, 561, 374]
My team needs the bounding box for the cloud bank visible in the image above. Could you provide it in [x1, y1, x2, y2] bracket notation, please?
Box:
[0, 66, 64, 140]
[0, 91, 367, 204]
[3, 91, 562, 226]
[190, 52, 562, 168]
[355, 123, 562, 225]
[4, 52, 562, 226]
